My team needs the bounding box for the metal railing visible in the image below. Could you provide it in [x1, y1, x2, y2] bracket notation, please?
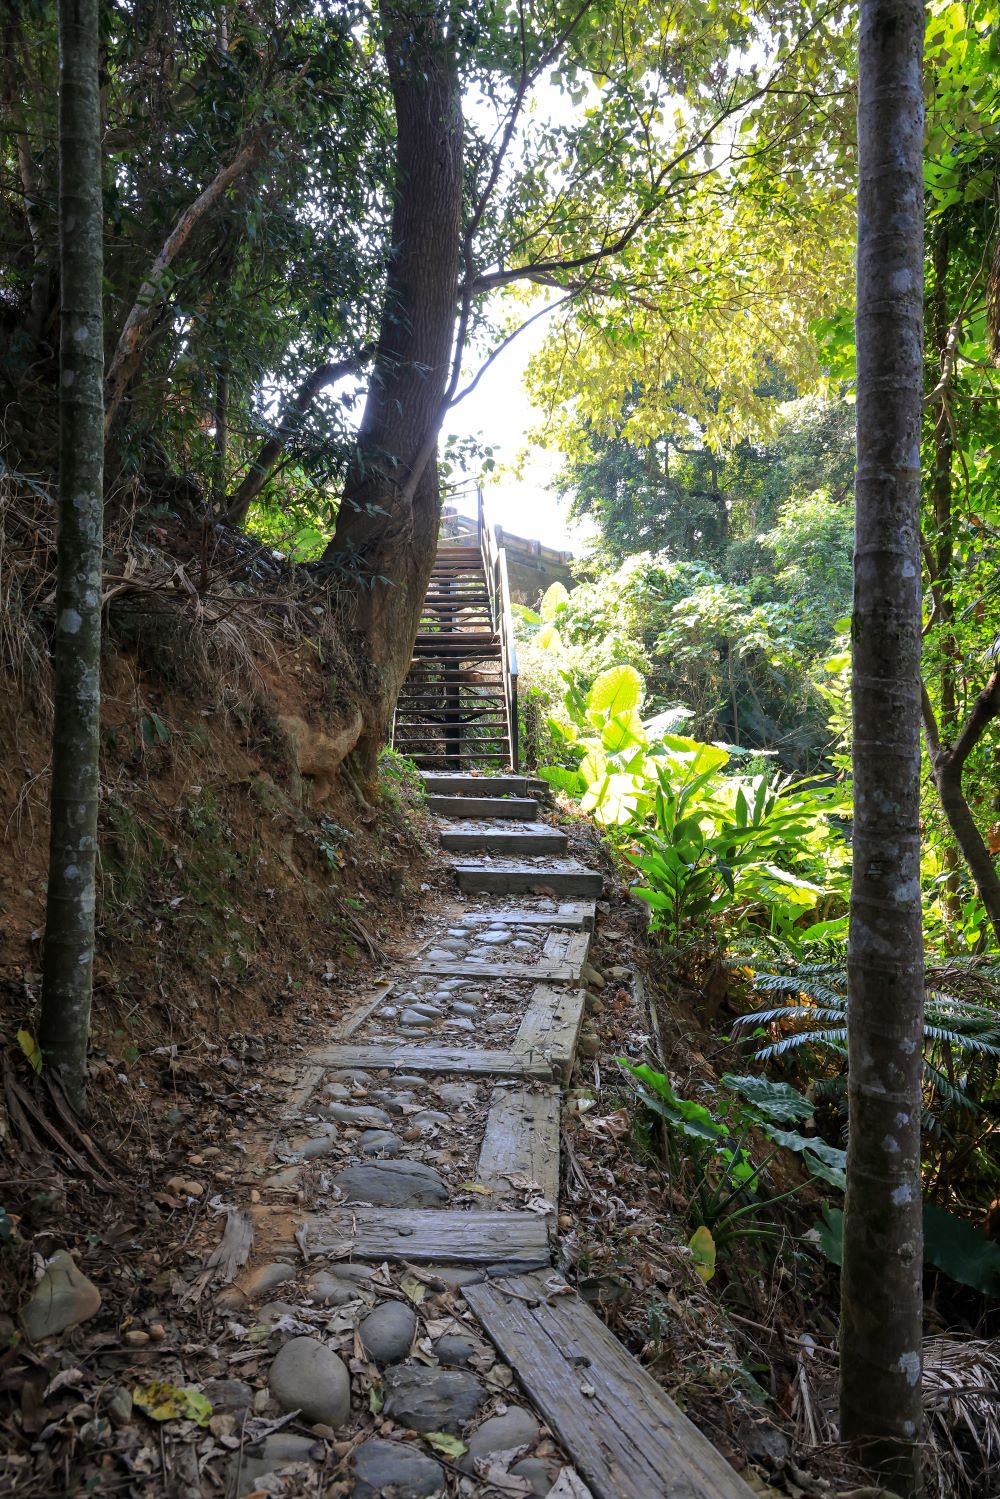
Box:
[433, 481, 520, 770]
[478, 486, 520, 773]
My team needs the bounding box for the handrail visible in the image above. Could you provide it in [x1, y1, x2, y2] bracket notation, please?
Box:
[477, 485, 520, 772]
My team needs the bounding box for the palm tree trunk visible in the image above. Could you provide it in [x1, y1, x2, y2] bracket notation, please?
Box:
[840, 1, 926, 1492]
[38, 0, 105, 1115]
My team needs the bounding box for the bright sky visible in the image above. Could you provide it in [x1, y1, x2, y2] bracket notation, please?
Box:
[441, 310, 592, 554]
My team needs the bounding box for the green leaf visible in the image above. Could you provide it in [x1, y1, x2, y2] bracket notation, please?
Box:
[922, 1204, 1000, 1296]
[17, 1028, 42, 1075]
[688, 1225, 716, 1282]
[424, 1431, 467, 1458]
[814, 1200, 1000, 1294]
[768, 1128, 847, 1182]
[540, 581, 570, 622]
[813, 1203, 844, 1265]
[133, 1381, 212, 1427]
[721, 1074, 814, 1123]
[587, 664, 643, 716]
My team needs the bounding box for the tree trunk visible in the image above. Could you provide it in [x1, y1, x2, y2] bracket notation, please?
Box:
[39, 0, 105, 1116]
[840, 1, 926, 1491]
[322, 0, 463, 776]
[921, 676, 1000, 945]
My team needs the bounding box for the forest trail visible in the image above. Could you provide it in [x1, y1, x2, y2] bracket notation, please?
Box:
[232, 773, 752, 1499]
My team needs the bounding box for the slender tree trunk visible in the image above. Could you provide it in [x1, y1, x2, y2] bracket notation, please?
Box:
[840, 1, 925, 1491]
[927, 229, 964, 919]
[921, 676, 1000, 945]
[322, 0, 463, 776]
[39, 0, 105, 1115]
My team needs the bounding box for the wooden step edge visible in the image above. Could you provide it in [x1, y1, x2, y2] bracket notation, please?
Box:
[464, 1272, 755, 1499]
[299, 1208, 551, 1267]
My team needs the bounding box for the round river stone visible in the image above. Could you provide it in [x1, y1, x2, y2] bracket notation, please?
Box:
[267, 1336, 350, 1427]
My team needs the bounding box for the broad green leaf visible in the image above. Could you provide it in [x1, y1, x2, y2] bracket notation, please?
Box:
[133, 1381, 212, 1427]
[424, 1432, 467, 1458]
[721, 1074, 814, 1123]
[17, 1028, 43, 1075]
[540, 581, 570, 622]
[688, 1225, 716, 1282]
[588, 664, 643, 716]
[601, 710, 646, 753]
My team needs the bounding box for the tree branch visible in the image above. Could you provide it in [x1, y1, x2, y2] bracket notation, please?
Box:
[104, 130, 268, 434]
[922, 671, 1000, 945]
[225, 350, 373, 525]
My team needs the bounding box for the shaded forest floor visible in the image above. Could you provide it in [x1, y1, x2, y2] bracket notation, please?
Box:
[0, 501, 933, 1498]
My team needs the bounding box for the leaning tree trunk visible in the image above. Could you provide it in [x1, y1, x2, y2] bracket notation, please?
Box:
[323, 0, 463, 775]
[38, 0, 105, 1114]
[840, 0, 926, 1493]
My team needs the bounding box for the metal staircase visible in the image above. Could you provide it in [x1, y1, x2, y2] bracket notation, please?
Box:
[392, 487, 519, 771]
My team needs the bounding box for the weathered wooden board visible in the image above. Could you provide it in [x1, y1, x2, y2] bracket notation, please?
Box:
[464, 1272, 754, 1499]
[422, 773, 530, 798]
[302, 1209, 551, 1265]
[460, 904, 596, 931]
[314, 1043, 553, 1079]
[417, 959, 578, 981]
[440, 824, 569, 855]
[279, 1065, 325, 1121]
[476, 1085, 560, 1205]
[454, 863, 604, 898]
[338, 983, 395, 1038]
[428, 795, 538, 820]
[513, 987, 587, 1083]
[541, 930, 591, 969]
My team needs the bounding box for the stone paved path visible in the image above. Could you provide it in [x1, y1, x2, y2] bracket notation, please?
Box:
[222, 774, 752, 1498]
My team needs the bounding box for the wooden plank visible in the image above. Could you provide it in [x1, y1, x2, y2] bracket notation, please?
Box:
[476, 1086, 560, 1205]
[313, 1043, 553, 1079]
[417, 959, 578, 981]
[464, 1272, 754, 1499]
[513, 987, 586, 1084]
[422, 773, 529, 797]
[428, 795, 537, 820]
[338, 983, 395, 1038]
[541, 930, 591, 969]
[439, 825, 569, 855]
[279, 1065, 325, 1121]
[460, 904, 596, 931]
[301, 1209, 551, 1265]
[454, 863, 603, 898]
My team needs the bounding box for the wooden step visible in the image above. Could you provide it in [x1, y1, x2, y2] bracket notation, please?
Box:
[427, 795, 538, 819]
[461, 904, 596, 930]
[418, 958, 579, 981]
[454, 862, 604, 897]
[464, 1272, 754, 1499]
[476, 1085, 560, 1205]
[439, 824, 569, 855]
[405, 753, 513, 763]
[398, 695, 507, 706]
[414, 635, 500, 648]
[314, 1042, 553, 1078]
[300, 1209, 550, 1266]
[422, 774, 529, 796]
[513, 985, 587, 1083]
